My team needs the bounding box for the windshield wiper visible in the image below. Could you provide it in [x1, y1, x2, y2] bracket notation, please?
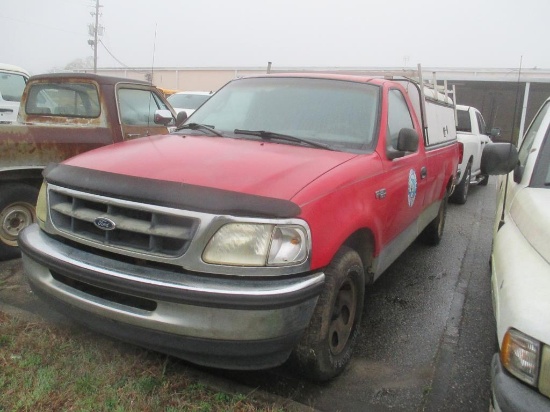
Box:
[233, 129, 333, 150]
[176, 122, 224, 137]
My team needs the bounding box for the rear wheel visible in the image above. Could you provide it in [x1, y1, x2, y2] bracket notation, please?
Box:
[0, 184, 39, 260]
[450, 162, 471, 205]
[290, 246, 365, 381]
[420, 190, 448, 246]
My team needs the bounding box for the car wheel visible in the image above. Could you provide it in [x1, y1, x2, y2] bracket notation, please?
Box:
[450, 162, 471, 205]
[0, 184, 39, 261]
[420, 190, 448, 246]
[290, 246, 365, 381]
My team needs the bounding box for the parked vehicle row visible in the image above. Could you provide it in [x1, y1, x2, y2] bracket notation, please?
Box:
[9, 66, 548, 409]
[1, 69, 495, 262]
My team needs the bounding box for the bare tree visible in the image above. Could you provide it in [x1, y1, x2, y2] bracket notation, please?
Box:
[64, 57, 94, 71]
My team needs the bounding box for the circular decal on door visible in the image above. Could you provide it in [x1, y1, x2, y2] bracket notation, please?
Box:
[408, 169, 417, 207]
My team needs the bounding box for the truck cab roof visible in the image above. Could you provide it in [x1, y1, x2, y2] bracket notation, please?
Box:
[0, 63, 30, 77]
[28, 72, 151, 86]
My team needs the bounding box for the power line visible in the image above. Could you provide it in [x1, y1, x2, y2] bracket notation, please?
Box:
[98, 40, 154, 76]
[98, 40, 130, 69]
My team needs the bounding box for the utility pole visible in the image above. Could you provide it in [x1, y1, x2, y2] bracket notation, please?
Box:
[88, 0, 103, 73]
[93, 0, 99, 72]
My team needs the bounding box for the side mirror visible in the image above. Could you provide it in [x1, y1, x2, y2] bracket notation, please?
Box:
[480, 143, 518, 175]
[397, 128, 419, 152]
[154, 109, 175, 126]
[175, 111, 188, 128]
[387, 128, 419, 160]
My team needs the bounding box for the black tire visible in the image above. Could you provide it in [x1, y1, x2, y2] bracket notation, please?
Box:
[450, 162, 471, 205]
[420, 190, 448, 246]
[0, 184, 39, 261]
[290, 246, 365, 381]
[478, 174, 489, 186]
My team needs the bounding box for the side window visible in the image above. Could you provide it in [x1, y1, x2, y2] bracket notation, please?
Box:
[456, 110, 472, 132]
[387, 89, 414, 150]
[118, 88, 168, 126]
[476, 111, 486, 134]
[518, 101, 550, 167]
[0, 73, 27, 102]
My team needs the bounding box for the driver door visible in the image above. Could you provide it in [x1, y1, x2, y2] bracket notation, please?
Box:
[117, 87, 173, 139]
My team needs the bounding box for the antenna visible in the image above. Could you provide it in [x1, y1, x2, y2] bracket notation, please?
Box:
[498, 56, 523, 230]
[150, 24, 157, 85]
[145, 24, 158, 130]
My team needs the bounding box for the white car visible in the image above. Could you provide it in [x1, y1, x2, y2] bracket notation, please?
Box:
[167, 91, 212, 117]
[0, 63, 30, 124]
[482, 97, 550, 411]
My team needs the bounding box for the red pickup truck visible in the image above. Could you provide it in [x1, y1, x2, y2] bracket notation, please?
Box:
[19, 71, 459, 380]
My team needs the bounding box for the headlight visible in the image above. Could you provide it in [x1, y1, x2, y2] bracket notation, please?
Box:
[203, 223, 308, 267]
[501, 328, 540, 386]
[35, 182, 48, 228]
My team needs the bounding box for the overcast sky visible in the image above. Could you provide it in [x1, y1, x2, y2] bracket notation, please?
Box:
[2, 0, 549, 75]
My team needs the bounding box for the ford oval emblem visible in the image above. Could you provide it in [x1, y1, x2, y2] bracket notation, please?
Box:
[94, 217, 116, 231]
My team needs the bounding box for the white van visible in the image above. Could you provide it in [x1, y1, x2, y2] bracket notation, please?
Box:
[0, 64, 30, 124]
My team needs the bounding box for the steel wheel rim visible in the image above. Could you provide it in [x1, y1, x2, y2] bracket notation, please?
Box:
[328, 277, 358, 356]
[1, 202, 36, 246]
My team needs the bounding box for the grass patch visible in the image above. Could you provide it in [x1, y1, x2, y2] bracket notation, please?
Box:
[0, 313, 290, 411]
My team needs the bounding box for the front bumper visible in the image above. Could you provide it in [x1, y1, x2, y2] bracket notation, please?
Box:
[491, 354, 550, 412]
[19, 224, 325, 370]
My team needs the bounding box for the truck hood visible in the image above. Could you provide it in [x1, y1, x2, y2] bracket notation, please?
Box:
[510, 187, 550, 264]
[63, 134, 358, 201]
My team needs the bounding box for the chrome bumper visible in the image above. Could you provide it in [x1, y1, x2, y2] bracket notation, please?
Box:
[19, 224, 325, 369]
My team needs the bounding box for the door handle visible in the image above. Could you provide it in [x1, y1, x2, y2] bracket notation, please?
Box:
[420, 167, 427, 179]
[126, 133, 142, 138]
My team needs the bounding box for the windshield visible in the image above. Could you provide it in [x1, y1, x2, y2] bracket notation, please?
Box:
[527, 101, 550, 187]
[533, 128, 550, 188]
[168, 93, 211, 109]
[186, 77, 380, 151]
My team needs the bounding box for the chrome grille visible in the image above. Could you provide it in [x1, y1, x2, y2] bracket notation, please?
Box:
[48, 186, 199, 257]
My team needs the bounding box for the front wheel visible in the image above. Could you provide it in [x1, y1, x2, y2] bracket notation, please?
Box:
[0, 184, 39, 261]
[290, 246, 365, 381]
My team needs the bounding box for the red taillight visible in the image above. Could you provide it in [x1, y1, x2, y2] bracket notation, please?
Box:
[458, 142, 464, 164]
